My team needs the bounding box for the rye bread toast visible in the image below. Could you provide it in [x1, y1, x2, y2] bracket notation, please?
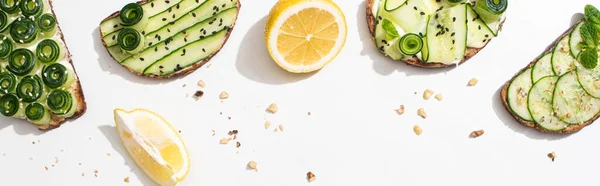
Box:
[99, 0, 241, 79]
[366, 0, 505, 68]
[500, 19, 595, 134]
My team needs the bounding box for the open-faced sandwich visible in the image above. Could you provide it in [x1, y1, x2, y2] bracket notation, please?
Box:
[366, 0, 507, 67]
[99, 0, 240, 78]
[502, 5, 600, 133]
[0, 0, 87, 130]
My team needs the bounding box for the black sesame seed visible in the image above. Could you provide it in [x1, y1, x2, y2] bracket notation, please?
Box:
[170, 21, 175, 25]
[159, 65, 164, 69]
[167, 28, 171, 32]
[222, 4, 226, 8]
[140, 58, 145, 61]
[151, 2, 154, 7]
[420, 12, 425, 15]
[445, 28, 449, 32]
[176, 4, 180, 9]
[141, 31, 145, 35]
[184, 38, 188, 42]
[478, 25, 481, 30]
[165, 0, 170, 3]
[162, 18, 167, 21]
[112, 35, 115, 40]
[485, 34, 489, 38]
[192, 12, 197, 17]
[202, 48, 206, 52]
[482, 39, 487, 42]
[165, 47, 170, 50]
[172, 14, 176, 19]
[413, 6, 417, 10]
[113, 24, 118, 28]
[435, 14, 438, 19]
[155, 34, 159, 38]
[453, 17, 456, 22]
[200, 36, 205, 39]
[452, 40, 455, 44]
[196, 0, 199, 3]
[212, 31, 217, 34]
[451, 32, 455, 36]
[155, 47, 158, 52]
[148, 42, 153, 46]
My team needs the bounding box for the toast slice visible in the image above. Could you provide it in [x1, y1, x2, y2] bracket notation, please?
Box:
[366, 0, 505, 68]
[500, 19, 594, 133]
[99, 0, 241, 79]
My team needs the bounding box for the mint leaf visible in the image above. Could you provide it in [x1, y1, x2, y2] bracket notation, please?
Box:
[580, 49, 599, 69]
[585, 5, 600, 25]
[581, 21, 599, 48]
[382, 19, 399, 37]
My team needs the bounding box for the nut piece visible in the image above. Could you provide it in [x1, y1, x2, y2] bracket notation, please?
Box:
[423, 89, 434, 100]
[265, 121, 271, 129]
[468, 78, 479, 86]
[193, 90, 204, 99]
[413, 125, 422, 135]
[197, 80, 205, 88]
[279, 125, 284, 132]
[219, 91, 229, 99]
[417, 108, 427, 118]
[548, 152, 556, 162]
[434, 94, 443, 101]
[267, 103, 278, 113]
[124, 177, 130, 183]
[307, 171, 316, 183]
[395, 105, 405, 115]
[247, 161, 258, 171]
[219, 137, 232, 144]
[470, 130, 484, 138]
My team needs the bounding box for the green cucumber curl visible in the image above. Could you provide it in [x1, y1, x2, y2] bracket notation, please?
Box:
[25, 102, 50, 123]
[475, 0, 507, 18]
[397, 33, 423, 56]
[0, 72, 16, 94]
[117, 28, 144, 53]
[42, 63, 73, 89]
[37, 13, 56, 33]
[20, 0, 43, 17]
[0, 11, 8, 31]
[10, 17, 37, 44]
[0, 34, 13, 59]
[46, 89, 73, 115]
[0, 0, 20, 14]
[7, 48, 36, 76]
[16, 75, 43, 103]
[36, 39, 61, 63]
[0, 93, 20, 117]
[120, 3, 148, 30]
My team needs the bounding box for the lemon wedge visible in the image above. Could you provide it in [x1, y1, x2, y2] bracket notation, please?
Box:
[114, 108, 190, 186]
[265, 0, 347, 73]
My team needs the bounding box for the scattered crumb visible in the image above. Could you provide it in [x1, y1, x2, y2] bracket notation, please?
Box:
[228, 130, 239, 136]
[236, 141, 241, 148]
[435, 94, 443, 101]
[220, 112, 223, 115]
[182, 84, 187, 88]
[81, 173, 85, 177]
[423, 89, 434, 100]
[32, 141, 36, 144]
[124, 177, 130, 183]
[107, 153, 111, 156]
[44, 166, 48, 171]
[267, 103, 278, 113]
[414, 92, 417, 95]
[219, 137, 232, 144]
[197, 80, 205, 88]
[212, 130, 216, 136]
[185, 93, 190, 97]
[265, 121, 271, 129]
[395, 105, 405, 115]
[193, 90, 204, 99]
[548, 152, 556, 162]
[417, 108, 427, 118]
[274, 128, 279, 132]
[413, 125, 422, 135]
[178, 130, 182, 133]
[219, 91, 229, 99]
[470, 130, 484, 138]
[55, 157, 59, 164]
[228, 116, 232, 120]
[278, 125, 284, 132]
[94, 170, 99, 174]
[308, 112, 311, 116]
[468, 78, 479, 86]
[307, 172, 316, 183]
[247, 161, 258, 171]
[95, 174, 98, 177]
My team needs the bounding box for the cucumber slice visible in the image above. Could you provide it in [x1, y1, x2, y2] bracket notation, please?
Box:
[374, 16, 405, 60]
[553, 71, 600, 124]
[577, 62, 600, 99]
[466, 4, 494, 48]
[384, 0, 407, 11]
[477, 11, 504, 36]
[507, 67, 533, 121]
[425, 4, 467, 64]
[531, 53, 554, 83]
[385, 0, 431, 34]
[551, 35, 576, 76]
[568, 21, 584, 58]
[528, 76, 568, 131]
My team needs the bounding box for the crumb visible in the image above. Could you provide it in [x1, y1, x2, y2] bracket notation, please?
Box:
[219, 137, 232, 144]
[236, 141, 241, 148]
[95, 174, 98, 177]
[124, 177, 130, 183]
[414, 92, 417, 95]
[548, 152, 556, 162]
[423, 89, 434, 100]
[307, 171, 316, 183]
[395, 105, 405, 115]
[470, 130, 484, 138]
[267, 103, 278, 113]
[178, 130, 182, 133]
[468, 78, 479, 86]
[435, 94, 443, 101]
[228, 130, 239, 136]
[94, 170, 99, 174]
[107, 153, 111, 156]
[32, 141, 35, 144]
[193, 90, 204, 99]
[308, 112, 311, 116]
[185, 93, 190, 97]
[207, 64, 212, 68]
[197, 80, 205, 88]
[278, 125, 284, 132]
[212, 130, 216, 136]
[228, 116, 232, 120]
[81, 173, 85, 177]
[274, 127, 279, 132]
[247, 161, 258, 171]
[182, 84, 187, 88]
[55, 157, 59, 164]
[44, 166, 48, 171]
[417, 108, 427, 118]
[219, 91, 229, 99]
[89, 137, 92, 140]
[220, 112, 223, 115]
[265, 121, 271, 129]
[413, 125, 422, 135]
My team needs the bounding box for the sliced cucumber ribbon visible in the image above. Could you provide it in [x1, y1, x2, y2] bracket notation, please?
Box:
[0, 0, 20, 14]
[37, 13, 56, 33]
[120, 3, 148, 30]
[19, 0, 43, 17]
[7, 48, 36, 76]
[0, 11, 8, 31]
[0, 72, 16, 93]
[42, 63, 71, 89]
[475, 0, 507, 18]
[0, 34, 13, 59]
[36, 39, 60, 63]
[0, 93, 19, 117]
[118, 28, 144, 53]
[25, 102, 46, 121]
[47, 89, 73, 115]
[397, 33, 423, 55]
[16, 75, 42, 103]
[10, 17, 37, 44]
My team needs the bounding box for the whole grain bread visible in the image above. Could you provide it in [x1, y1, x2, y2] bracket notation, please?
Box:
[99, 0, 241, 79]
[366, 0, 505, 68]
[500, 19, 596, 134]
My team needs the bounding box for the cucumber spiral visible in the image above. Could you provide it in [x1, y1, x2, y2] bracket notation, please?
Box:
[19, 0, 43, 17]
[0, 0, 20, 14]
[0, 11, 8, 31]
[475, 0, 508, 17]
[36, 39, 60, 63]
[117, 28, 144, 52]
[397, 33, 423, 56]
[120, 3, 144, 26]
[0, 72, 16, 93]
[7, 48, 36, 76]
[46, 89, 72, 115]
[10, 17, 37, 44]
[25, 102, 47, 121]
[0, 93, 20, 117]
[0, 34, 13, 59]
[37, 13, 56, 33]
[16, 75, 42, 103]
[42, 63, 70, 89]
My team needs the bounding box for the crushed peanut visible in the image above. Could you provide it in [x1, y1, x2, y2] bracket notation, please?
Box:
[395, 105, 405, 115]
[193, 90, 204, 99]
[197, 80, 205, 88]
[435, 94, 443, 101]
[470, 130, 485, 138]
[247, 161, 258, 171]
[81, 173, 85, 177]
[413, 125, 422, 135]
[219, 91, 229, 99]
[124, 177, 130, 183]
[236, 141, 241, 148]
[307, 172, 316, 183]
[417, 108, 427, 118]
[265, 121, 271, 129]
[267, 103, 278, 113]
[548, 152, 556, 162]
[279, 125, 284, 132]
[468, 78, 479, 86]
[423, 89, 434, 100]
[219, 137, 232, 144]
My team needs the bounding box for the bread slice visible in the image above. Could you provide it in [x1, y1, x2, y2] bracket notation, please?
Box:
[99, 0, 241, 79]
[500, 19, 594, 133]
[38, 0, 87, 130]
[366, 0, 505, 68]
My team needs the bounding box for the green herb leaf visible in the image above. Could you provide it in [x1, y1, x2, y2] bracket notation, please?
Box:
[382, 19, 400, 37]
[580, 49, 599, 69]
[585, 5, 600, 25]
[580, 21, 599, 48]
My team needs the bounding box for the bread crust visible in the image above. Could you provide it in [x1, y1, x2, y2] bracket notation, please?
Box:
[366, 0, 505, 68]
[37, 0, 88, 130]
[500, 19, 595, 134]
[99, 0, 241, 79]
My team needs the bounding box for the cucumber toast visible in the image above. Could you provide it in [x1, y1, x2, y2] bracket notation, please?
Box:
[366, 0, 507, 68]
[0, 0, 87, 130]
[99, 0, 241, 78]
[501, 5, 600, 133]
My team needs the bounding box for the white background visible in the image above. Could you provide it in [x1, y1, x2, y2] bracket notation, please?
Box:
[1, 0, 599, 185]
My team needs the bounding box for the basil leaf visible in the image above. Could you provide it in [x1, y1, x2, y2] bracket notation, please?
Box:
[581, 21, 598, 48]
[382, 19, 399, 37]
[585, 5, 600, 25]
[580, 49, 599, 69]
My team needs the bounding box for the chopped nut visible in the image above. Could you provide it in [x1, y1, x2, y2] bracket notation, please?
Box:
[308, 112, 311, 116]
[94, 170, 99, 174]
[219, 137, 232, 144]
[197, 80, 205, 88]
[413, 125, 422, 135]
[124, 177, 130, 183]
[44, 166, 48, 171]
[423, 89, 434, 100]
[470, 130, 485, 138]
[193, 90, 204, 99]
[81, 173, 85, 177]
[435, 94, 443, 101]
[236, 141, 241, 148]
[211, 130, 216, 136]
[247, 161, 258, 171]
[468, 78, 479, 86]
[219, 91, 229, 99]
[265, 121, 271, 129]
[307, 172, 316, 183]
[395, 105, 405, 115]
[417, 108, 427, 118]
[279, 125, 284, 132]
[548, 152, 556, 162]
[267, 103, 278, 113]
